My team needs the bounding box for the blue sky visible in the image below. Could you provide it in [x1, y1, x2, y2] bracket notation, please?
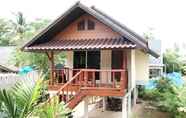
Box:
[1, 0, 186, 52]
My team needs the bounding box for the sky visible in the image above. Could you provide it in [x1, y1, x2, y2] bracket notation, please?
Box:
[0, 0, 186, 52]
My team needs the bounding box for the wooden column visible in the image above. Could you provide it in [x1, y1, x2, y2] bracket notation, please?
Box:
[122, 51, 128, 90]
[46, 51, 55, 85]
[123, 50, 128, 70]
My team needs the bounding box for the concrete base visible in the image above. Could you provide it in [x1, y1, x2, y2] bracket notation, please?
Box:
[102, 97, 107, 112]
[122, 96, 127, 118]
[83, 97, 89, 118]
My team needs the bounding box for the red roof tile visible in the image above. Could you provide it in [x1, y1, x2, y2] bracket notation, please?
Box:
[25, 38, 136, 51]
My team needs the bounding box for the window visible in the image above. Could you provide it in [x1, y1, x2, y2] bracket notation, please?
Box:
[77, 20, 85, 31]
[149, 69, 161, 78]
[87, 19, 95, 30]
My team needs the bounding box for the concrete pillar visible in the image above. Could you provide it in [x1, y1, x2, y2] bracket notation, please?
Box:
[133, 87, 138, 106]
[83, 97, 89, 118]
[128, 93, 131, 117]
[130, 50, 136, 89]
[102, 97, 107, 111]
[122, 96, 127, 118]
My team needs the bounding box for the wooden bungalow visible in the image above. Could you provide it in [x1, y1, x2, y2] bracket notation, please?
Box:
[22, 2, 159, 118]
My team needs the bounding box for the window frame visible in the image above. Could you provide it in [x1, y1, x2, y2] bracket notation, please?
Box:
[87, 19, 95, 30]
[77, 20, 85, 31]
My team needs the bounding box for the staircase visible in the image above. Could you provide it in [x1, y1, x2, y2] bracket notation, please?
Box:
[67, 90, 86, 109]
[48, 69, 127, 109]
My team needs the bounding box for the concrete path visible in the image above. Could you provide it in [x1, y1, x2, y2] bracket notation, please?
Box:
[88, 108, 122, 118]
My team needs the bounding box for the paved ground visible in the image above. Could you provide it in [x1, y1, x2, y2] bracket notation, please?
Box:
[88, 109, 122, 118]
[73, 98, 170, 118]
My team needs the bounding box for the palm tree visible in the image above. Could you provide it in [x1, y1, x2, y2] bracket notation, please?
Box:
[10, 12, 27, 45]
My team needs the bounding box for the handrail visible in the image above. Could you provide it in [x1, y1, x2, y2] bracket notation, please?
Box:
[81, 69, 126, 72]
[47, 70, 83, 103]
[56, 70, 82, 94]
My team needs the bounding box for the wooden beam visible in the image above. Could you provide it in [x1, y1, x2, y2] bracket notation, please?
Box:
[46, 51, 55, 85]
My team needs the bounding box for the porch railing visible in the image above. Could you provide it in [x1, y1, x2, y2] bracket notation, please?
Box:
[48, 69, 128, 107]
[51, 68, 128, 90]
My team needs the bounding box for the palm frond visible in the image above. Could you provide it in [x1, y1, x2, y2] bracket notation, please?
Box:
[0, 89, 18, 118]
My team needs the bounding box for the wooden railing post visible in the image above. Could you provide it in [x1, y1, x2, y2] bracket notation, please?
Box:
[92, 71, 96, 87]
[112, 72, 116, 88]
[120, 71, 125, 90]
[84, 71, 88, 87]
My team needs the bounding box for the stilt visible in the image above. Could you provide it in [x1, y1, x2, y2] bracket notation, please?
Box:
[122, 96, 127, 118]
[128, 92, 132, 117]
[133, 87, 138, 106]
[102, 97, 107, 111]
[83, 97, 89, 118]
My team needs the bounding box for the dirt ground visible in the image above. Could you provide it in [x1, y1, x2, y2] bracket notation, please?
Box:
[85, 101, 170, 118]
[74, 99, 170, 118]
[132, 101, 170, 118]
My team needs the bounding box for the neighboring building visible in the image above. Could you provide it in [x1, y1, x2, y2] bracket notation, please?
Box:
[149, 39, 164, 78]
[0, 64, 17, 73]
[0, 46, 18, 73]
[22, 2, 159, 118]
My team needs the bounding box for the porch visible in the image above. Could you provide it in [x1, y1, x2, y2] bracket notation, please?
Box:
[48, 68, 128, 95]
[47, 50, 129, 109]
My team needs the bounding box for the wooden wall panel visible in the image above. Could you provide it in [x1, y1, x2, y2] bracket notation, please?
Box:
[54, 14, 121, 40]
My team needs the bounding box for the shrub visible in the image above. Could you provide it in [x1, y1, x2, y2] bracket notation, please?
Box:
[140, 76, 186, 118]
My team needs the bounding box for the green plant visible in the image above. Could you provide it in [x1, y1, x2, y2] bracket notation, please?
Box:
[0, 75, 70, 118]
[33, 97, 71, 118]
[0, 77, 43, 118]
[140, 76, 186, 118]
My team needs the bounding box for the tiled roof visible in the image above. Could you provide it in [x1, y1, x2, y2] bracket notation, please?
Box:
[25, 38, 136, 50]
[22, 2, 159, 57]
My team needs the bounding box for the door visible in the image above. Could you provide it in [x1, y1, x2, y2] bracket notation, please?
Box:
[87, 51, 100, 80]
[73, 51, 100, 80]
[112, 50, 124, 82]
[112, 50, 123, 69]
[73, 51, 86, 69]
[87, 51, 100, 69]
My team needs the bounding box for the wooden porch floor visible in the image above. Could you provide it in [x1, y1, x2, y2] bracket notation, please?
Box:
[48, 84, 125, 97]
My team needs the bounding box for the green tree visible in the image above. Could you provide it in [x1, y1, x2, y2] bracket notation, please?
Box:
[10, 13, 54, 72]
[10, 12, 28, 45]
[163, 48, 183, 73]
[0, 18, 12, 46]
[143, 27, 155, 40]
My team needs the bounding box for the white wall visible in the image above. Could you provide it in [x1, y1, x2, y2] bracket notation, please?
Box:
[135, 50, 149, 81]
[127, 49, 136, 89]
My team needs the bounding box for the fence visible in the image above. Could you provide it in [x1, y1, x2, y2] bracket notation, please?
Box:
[0, 71, 39, 89]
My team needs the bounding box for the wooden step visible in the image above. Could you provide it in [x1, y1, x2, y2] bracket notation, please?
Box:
[67, 91, 86, 109]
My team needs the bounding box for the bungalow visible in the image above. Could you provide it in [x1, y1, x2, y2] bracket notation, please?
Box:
[22, 2, 159, 118]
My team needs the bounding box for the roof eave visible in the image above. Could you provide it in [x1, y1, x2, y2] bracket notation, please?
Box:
[148, 49, 160, 58]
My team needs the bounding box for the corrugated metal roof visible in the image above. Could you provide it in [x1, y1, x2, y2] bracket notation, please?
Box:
[25, 38, 136, 50]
